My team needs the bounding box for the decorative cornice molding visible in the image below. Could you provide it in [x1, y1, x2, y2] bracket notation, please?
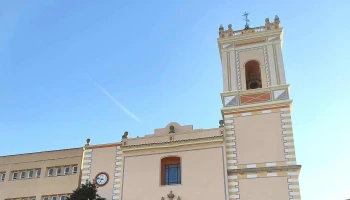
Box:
[227, 165, 302, 174]
[125, 128, 221, 142]
[235, 38, 266, 47]
[221, 84, 290, 98]
[85, 143, 122, 150]
[221, 99, 293, 114]
[218, 28, 283, 44]
[122, 136, 224, 152]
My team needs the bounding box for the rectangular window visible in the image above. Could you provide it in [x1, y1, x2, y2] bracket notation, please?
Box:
[56, 168, 62, 176]
[36, 169, 41, 178]
[12, 172, 18, 180]
[72, 166, 78, 174]
[165, 164, 181, 185]
[64, 167, 69, 175]
[60, 196, 66, 200]
[1, 173, 5, 181]
[48, 168, 54, 177]
[28, 170, 34, 179]
[20, 171, 26, 179]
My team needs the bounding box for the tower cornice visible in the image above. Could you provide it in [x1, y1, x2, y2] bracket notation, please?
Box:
[218, 27, 283, 44]
[221, 99, 292, 119]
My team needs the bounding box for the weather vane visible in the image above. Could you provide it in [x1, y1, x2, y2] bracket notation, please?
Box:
[242, 12, 250, 30]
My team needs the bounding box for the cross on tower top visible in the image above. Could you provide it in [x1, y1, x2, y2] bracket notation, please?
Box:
[242, 11, 250, 30]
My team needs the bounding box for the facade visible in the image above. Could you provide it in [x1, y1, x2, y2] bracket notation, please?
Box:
[81, 123, 226, 200]
[0, 15, 302, 200]
[0, 148, 83, 200]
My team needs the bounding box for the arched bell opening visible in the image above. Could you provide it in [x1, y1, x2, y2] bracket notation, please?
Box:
[245, 60, 262, 90]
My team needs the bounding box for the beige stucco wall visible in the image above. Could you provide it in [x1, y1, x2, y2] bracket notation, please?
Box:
[89, 146, 117, 200]
[235, 112, 285, 165]
[238, 177, 290, 200]
[0, 148, 83, 199]
[122, 146, 226, 200]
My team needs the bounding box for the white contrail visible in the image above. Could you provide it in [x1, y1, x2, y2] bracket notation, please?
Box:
[88, 77, 142, 124]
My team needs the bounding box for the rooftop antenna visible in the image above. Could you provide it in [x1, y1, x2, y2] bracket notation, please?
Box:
[242, 12, 250, 30]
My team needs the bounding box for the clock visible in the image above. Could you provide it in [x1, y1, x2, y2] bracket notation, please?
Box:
[95, 172, 109, 186]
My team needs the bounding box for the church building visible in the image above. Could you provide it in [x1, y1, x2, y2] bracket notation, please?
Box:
[0, 15, 301, 200]
[81, 15, 302, 200]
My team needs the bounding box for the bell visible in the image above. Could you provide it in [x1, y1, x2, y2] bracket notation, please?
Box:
[247, 74, 261, 89]
[249, 81, 259, 89]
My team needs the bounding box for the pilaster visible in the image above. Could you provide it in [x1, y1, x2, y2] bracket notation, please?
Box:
[112, 146, 123, 200]
[221, 51, 229, 91]
[274, 42, 287, 84]
[80, 149, 93, 185]
[229, 50, 238, 91]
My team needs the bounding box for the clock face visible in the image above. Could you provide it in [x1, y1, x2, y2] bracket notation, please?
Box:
[95, 172, 108, 186]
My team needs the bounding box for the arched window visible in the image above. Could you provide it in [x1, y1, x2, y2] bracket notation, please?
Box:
[245, 60, 262, 90]
[160, 156, 181, 185]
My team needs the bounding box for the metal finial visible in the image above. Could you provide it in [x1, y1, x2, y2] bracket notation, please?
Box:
[242, 12, 250, 30]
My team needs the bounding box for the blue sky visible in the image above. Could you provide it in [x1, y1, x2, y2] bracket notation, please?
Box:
[1, 0, 349, 199]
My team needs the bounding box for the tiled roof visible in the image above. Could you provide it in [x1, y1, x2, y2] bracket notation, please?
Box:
[122, 135, 223, 147]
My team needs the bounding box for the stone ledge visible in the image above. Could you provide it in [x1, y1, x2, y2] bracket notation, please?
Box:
[227, 165, 301, 174]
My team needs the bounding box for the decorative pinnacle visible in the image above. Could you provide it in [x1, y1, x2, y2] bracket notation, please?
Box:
[122, 131, 128, 140]
[219, 120, 224, 128]
[228, 24, 233, 31]
[85, 138, 91, 146]
[167, 191, 175, 199]
[242, 11, 250, 30]
[274, 15, 280, 22]
[219, 24, 224, 31]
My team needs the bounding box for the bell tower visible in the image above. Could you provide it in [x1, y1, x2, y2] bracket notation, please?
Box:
[219, 15, 302, 200]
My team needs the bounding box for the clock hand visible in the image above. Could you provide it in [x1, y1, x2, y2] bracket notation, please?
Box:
[97, 177, 102, 183]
